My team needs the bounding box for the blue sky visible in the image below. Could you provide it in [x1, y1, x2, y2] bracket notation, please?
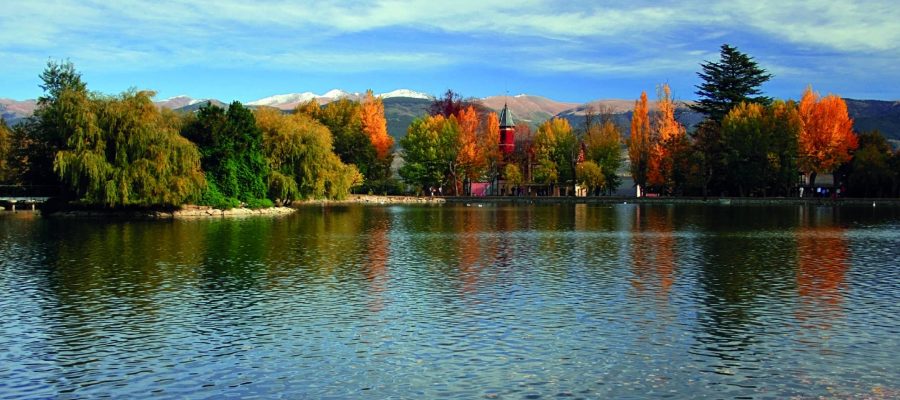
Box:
[2, 0, 899, 103]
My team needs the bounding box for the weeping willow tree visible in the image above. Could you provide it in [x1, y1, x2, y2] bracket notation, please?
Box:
[255, 108, 362, 201]
[53, 90, 206, 207]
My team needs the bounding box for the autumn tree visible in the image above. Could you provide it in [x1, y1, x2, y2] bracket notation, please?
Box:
[628, 91, 651, 195]
[798, 87, 858, 192]
[576, 160, 605, 195]
[479, 112, 502, 183]
[54, 90, 206, 207]
[360, 90, 394, 159]
[455, 105, 482, 194]
[691, 44, 773, 122]
[583, 107, 623, 194]
[255, 107, 362, 200]
[503, 163, 523, 195]
[534, 117, 577, 195]
[649, 84, 688, 193]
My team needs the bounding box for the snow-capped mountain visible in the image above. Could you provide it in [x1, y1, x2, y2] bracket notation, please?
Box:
[155, 95, 204, 109]
[246, 92, 321, 107]
[378, 89, 432, 100]
[245, 89, 433, 110]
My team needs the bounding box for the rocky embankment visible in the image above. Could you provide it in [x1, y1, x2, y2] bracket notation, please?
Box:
[46, 205, 296, 219]
[296, 195, 445, 205]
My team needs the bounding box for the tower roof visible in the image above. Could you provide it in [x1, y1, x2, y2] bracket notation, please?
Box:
[499, 103, 515, 128]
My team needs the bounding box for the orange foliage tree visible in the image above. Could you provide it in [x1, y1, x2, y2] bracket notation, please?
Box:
[648, 84, 687, 192]
[798, 86, 857, 191]
[479, 112, 502, 178]
[629, 91, 651, 194]
[360, 90, 394, 160]
[456, 106, 482, 188]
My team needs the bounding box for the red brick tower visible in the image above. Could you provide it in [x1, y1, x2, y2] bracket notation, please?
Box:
[498, 103, 515, 156]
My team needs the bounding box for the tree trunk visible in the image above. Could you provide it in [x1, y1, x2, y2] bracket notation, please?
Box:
[808, 172, 818, 197]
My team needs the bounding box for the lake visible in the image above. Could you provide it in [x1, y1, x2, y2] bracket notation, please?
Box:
[1, 204, 899, 398]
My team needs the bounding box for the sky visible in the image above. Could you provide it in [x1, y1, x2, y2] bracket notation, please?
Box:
[2, 0, 899, 103]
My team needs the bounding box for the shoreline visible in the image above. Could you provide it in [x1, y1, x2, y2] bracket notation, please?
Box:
[292, 194, 445, 206]
[10, 195, 900, 219]
[441, 196, 900, 206]
[42, 205, 297, 219]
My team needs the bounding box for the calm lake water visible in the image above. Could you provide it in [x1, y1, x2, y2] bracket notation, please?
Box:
[1, 204, 899, 399]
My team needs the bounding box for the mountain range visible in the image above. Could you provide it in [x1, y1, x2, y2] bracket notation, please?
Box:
[3, 91, 899, 145]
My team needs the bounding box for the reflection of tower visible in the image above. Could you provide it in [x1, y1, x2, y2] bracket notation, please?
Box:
[499, 103, 515, 157]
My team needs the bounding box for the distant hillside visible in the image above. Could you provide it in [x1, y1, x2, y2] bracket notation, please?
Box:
[844, 99, 900, 140]
[0, 98, 37, 125]
[171, 99, 229, 113]
[555, 100, 704, 137]
[480, 95, 579, 126]
[383, 97, 430, 141]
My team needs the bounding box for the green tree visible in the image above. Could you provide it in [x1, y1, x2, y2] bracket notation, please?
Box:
[847, 131, 894, 197]
[19, 60, 90, 189]
[584, 118, 622, 194]
[182, 101, 268, 207]
[690, 119, 727, 197]
[533, 158, 559, 193]
[534, 118, 577, 195]
[691, 44, 773, 122]
[503, 163, 523, 195]
[313, 99, 385, 186]
[54, 90, 206, 206]
[399, 115, 460, 193]
[0, 120, 10, 184]
[720, 101, 799, 197]
[576, 160, 605, 195]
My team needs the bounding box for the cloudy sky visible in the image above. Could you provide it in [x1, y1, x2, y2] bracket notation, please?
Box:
[2, 0, 898, 103]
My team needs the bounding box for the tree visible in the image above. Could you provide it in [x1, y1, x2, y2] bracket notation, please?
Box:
[576, 160, 605, 195]
[181, 101, 269, 207]
[584, 115, 622, 194]
[503, 163, 523, 195]
[315, 98, 382, 187]
[533, 158, 558, 191]
[691, 44, 773, 121]
[360, 90, 394, 160]
[0, 120, 11, 184]
[255, 108, 361, 200]
[54, 90, 206, 207]
[399, 115, 460, 193]
[628, 91, 651, 194]
[798, 87, 858, 192]
[534, 118, 577, 195]
[649, 83, 687, 193]
[478, 112, 502, 183]
[20, 60, 91, 189]
[455, 105, 482, 194]
[720, 101, 800, 197]
[846, 131, 894, 197]
[721, 102, 771, 196]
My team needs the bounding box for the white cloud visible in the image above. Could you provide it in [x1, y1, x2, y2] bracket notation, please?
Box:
[1, 0, 898, 83]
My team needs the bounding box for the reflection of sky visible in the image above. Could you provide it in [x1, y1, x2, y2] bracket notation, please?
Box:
[2, 1, 899, 102]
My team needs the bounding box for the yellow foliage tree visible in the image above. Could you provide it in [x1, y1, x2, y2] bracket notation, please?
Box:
[629, 91, 651, 193]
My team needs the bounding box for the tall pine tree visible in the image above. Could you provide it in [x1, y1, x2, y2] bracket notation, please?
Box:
[691, 44, 772, 122]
